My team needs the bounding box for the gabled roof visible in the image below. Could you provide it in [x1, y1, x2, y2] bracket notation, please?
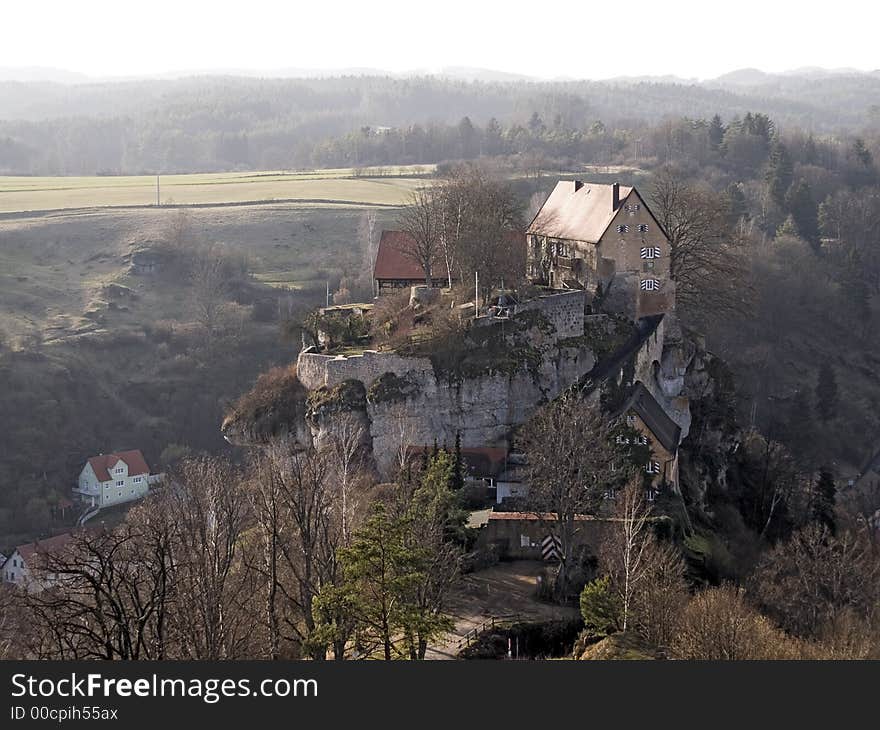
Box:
[527, 181, 634, 243]
[87, 450, 150, 482]
[15, 532, 76, 566]
[619, 382, 681, 453]
[373, 230, 450, 282]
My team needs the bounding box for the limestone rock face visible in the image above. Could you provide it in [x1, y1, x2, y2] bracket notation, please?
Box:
[306, 339, 596, 478]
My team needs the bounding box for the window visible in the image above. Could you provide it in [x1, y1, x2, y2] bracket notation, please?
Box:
[114, 467, 124, 475]
[643, 261, 655, 272]
[646, 489, 657, 503]
[520, 534, 531, 548]
[116, 480, 124, 487]
[617, 224, 629, 234]
[615, 434, 630, 444]
[640, 279, 660, 291]
[626, 414, 636, 426]
[645, 461, 661, 474]
[636, 435, 648, 445]
[133, 476, 142, 484]
[640, 246, 661, 259]
[638, 223, 649, 233]
[625, 204, 640, 214]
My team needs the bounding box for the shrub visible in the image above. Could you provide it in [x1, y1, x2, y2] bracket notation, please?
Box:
[579, 576, 622, 638]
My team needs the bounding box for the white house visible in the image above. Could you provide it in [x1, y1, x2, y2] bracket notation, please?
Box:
[3, 533, 75, 590]
[73, 450, 152, 508]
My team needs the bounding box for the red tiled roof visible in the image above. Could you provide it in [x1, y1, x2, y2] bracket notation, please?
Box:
[16, 532, 76, 565]
[87, 450, 150, 482]
[374, 230, 450, 282]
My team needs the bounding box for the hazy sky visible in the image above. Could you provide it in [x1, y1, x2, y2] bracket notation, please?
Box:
[4, 0, 878, 80]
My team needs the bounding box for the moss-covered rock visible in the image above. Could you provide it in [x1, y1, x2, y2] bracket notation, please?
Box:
[306, 378, 367, 416]
[367, 371, 420, 404]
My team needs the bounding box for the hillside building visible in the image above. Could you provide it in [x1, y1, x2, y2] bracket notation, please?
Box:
[72, 450, 154, 509]
[527, 181, 675, 318]
[373, 230, 452, 294]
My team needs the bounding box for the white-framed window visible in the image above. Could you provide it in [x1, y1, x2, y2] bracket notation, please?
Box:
[640, 279, 660, 291]
[626, 414, 636, 426]
[646, 488, 657, 502]
[625, 204, 640, 214]
[116, 480, 124, 487]
[615, 434, 630, 444]
[133, 476, 142, 484]
[114, 467, 124, 475]
[638, 223, 649, 233]
[640, 246, 661, 259]
[636, 435, 648, 445]
[617, 224, 629, 234]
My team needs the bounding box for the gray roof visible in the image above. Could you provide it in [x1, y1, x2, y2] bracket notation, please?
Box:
[621, 382, 681, 453]
[527, 180, 634, 242]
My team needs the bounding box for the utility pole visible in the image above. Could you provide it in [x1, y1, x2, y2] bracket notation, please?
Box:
[156, 175, 160, 206]
[474, 271, 479, 316]
[326, 280, 330, 307]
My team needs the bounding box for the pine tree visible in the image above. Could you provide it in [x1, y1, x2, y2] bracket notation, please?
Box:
[451, 431, 464, 491]
[813, 469, 837, 535]
[708, 114, 725, 150]
[815, 363, 838, 422]
[786, 180, 820, 249]
[766, 143, 794, 208]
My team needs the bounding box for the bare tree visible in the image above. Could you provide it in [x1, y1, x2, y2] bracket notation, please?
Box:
[651, 167, 752, 324]
[600, 481, 652, 632]
[520, 394, 625, 598]
[190, 244, 232, 335]
[257, 443, 342, 659]
[166, 456, 252, 660]
[398, 188, 442, 286]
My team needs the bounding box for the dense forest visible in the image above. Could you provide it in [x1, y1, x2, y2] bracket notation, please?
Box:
[1, 71, 879, 174]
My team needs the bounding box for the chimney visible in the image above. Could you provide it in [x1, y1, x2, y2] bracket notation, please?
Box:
[612, 182, 620, 210]
[574, 180, 584, 192]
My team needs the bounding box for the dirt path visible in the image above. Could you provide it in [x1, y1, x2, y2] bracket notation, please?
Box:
[426, 560, 579, 660]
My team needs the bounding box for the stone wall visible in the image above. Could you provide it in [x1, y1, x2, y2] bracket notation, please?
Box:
[513, 289, 585, 338]
[297, 349, 434, 391]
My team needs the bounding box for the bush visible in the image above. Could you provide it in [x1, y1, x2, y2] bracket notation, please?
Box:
[579, 576, 621, 638]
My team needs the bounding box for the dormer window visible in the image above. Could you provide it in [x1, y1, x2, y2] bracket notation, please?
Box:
[640, 279, 660, 291]
[617, 224, 629, 234]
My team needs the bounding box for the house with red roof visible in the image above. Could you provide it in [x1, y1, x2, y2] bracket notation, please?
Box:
[3, 532, 75, 589]
[73, 450, 153, 508]
[373, 230, 453, 294]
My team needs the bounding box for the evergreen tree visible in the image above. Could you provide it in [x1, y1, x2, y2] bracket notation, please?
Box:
[812, 469, 837, 535]
[815, 363, 838, 422]
[786, 180, 821, 249]
[451, 431, 464, 491]
[766, 143, 794, 208]
[708, 114, 725, 150]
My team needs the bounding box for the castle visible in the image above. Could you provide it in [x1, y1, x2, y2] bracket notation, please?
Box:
[225, 179, 696, 500]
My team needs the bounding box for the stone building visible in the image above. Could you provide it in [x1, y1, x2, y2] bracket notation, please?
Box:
[614, 382, 682, 497]
[526, 181, 674, 318]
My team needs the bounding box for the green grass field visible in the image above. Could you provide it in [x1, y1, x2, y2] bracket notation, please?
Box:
[0, 166, 433, 213]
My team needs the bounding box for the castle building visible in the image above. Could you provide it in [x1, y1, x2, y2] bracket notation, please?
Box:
[526, 181, 674, 318]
